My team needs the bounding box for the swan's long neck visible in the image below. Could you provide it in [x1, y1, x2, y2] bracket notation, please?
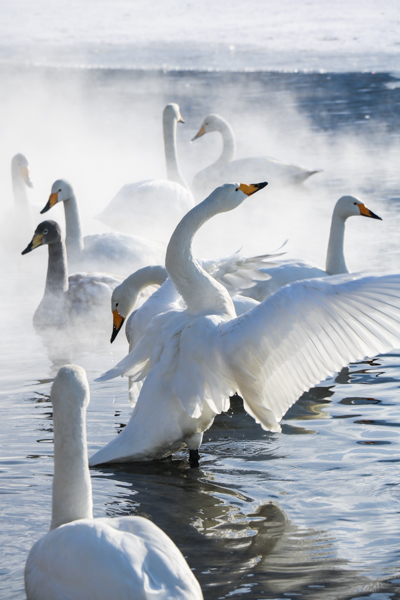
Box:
[325, 210, 349, 275]
[215, 118, 236, 166]
[163, 111, 190, 191]
[63, 194, 84, 262]
[120, 266, 168, 316]
[165, 197, 236, 316]
[51, 386, 92, 530]
[45, 240, 69, 298]
[12, 167, 31, 219]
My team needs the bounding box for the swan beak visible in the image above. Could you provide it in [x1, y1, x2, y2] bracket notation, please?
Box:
[21, 166, 33, 188]
[41, 192, 59, 214]
[178, 115, 185, 124]
[358, 204, 382, 220]
[191, 125, 206, 141]
[111, 309, 125, 343]
[238, 182, 268, 196]
[21, 233, 43, 255]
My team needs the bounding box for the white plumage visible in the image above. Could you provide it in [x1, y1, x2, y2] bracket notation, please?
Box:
[96, 104, 194, 241]
[91, 182, 400, 467]
[247, 195, 382, 301]
[40, 179, 165, 276]
[192, 114, 321, 198]
[25, 365, 203, 600]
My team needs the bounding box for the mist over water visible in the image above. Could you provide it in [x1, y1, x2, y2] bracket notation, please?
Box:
[1, 50, 400, 600]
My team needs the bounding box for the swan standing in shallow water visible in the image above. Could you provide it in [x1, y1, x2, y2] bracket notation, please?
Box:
[92, 182, 400, 468]
[246, 195, 382, 301]
[22, 220, 121, 331]
[96, 104, 194, 242]
[41, 179, 165, 275]
[192, 114, 321, 198]
[25, 365, 203, 600]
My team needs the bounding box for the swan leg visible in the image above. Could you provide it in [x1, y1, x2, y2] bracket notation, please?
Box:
[185, 432, 203, 468]
[189, 449, 200, 468]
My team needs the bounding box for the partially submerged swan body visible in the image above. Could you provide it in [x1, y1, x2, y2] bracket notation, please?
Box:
[192, 114, 321, 198]
[25, 365, 203, 600]
[246, 195, 382, 301]
[22, 220, 121, 331]
[92, 182, 400, 468]
[96, 104, 194, 242]
[41, 179, 165, 276]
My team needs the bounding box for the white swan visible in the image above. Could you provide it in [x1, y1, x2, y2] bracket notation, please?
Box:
[22, 220, 121, 330]
[246, 195, 382, 301]
[25, 365, 203, 600]
[192, 114, 321, 198]
[91, 182, 400, 468]
[96, 104, 194, 242]
[110, 261, 267, 405]
[1, 154, 34, 250]
[40, 179, 165, 276]
[110, 252, 280, 343]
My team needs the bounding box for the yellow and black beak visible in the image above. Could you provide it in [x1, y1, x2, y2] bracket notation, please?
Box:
[238, 182, 268, 196]
[111, 309, 125, 343]
[20, 166, 33, 188]
[22, 233, 43, 255]
[191, 124, 206, 142]
[178, 112, 185, 124]
[358, 203, 382, 220]
[41, 192, 59, 214]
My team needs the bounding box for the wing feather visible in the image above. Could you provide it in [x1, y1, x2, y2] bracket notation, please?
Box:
[219, 274, 400, 431]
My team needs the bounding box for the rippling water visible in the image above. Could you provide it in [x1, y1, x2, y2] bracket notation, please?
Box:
[1, 66, 400, 599]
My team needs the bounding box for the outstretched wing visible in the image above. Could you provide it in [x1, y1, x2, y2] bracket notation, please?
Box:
[200, 246, 286, 295]
[219, 273, 400, 432]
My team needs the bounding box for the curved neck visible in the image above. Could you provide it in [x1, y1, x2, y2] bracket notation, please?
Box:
[165, 197, 235, 316]
[45, 241, 69, 298]
[214, 117, 236, 166]
[63, 194, 84, 261]
[51, 395, 92, 529]
[163, 111, 190, 191]
[325, 211, 349, 275]
[120, 266, 168, 317]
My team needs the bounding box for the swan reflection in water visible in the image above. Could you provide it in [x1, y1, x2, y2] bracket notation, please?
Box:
[92, 461, 374, 600]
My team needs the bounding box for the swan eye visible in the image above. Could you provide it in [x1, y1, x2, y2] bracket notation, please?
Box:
[58, 189, 62, 192]
[353, 202, 357, 205]
[116, 303, 119, 307]
[43, 229, 48, 234]
[235, 187, 239, 191]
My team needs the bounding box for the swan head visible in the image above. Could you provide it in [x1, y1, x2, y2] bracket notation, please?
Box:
[21, 220, 63, 254]
[110, 281, 137, 343]
[334, 195, 382, 221]
[192, 114, 226, 141]
[51, 364, 90, 411]
[11, 153, 33, 188]
[163, 103, 185, 124]
[206, 181, 268, 212]
[41, 179, 75, 214]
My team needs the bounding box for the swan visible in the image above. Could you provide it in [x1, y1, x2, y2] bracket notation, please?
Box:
[25, 365, 203, 600]
[91, 182, 400, 468]
[22, 220, 121, 330]
[1, 154, 34, 250]
[40, 179, 165, 275]
[110, 251, 281, 344]
[110, 260, 268, 405]
[246, 195, 382, 302]
[96, 104, 194, 241]
[192, 114, 321, 198]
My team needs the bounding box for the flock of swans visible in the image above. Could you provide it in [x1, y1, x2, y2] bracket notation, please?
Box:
[6, 101, 400, 598]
